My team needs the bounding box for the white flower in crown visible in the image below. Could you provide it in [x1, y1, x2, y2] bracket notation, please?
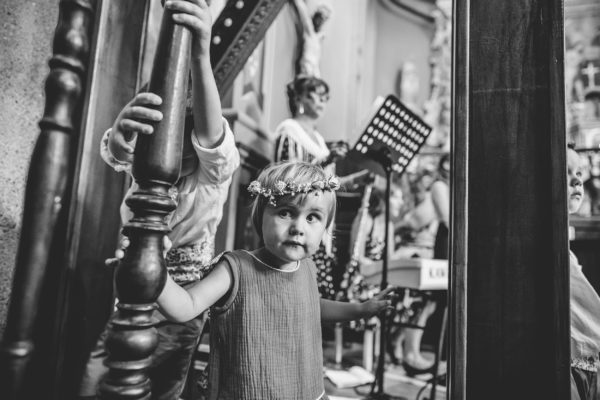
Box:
[327, 176, 340, 190]
[274, 180, 287, 195]
[312, 180, 325, 190]
[247, 176, 340, 205]
[300, 183, 312, 192]
[247, 180, 262, 196]
[287, 181, 299, 193]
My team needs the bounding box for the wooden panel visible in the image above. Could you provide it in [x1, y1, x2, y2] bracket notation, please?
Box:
[452, 0, 570, 398]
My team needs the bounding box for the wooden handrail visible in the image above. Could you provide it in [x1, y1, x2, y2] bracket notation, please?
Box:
[98, 6, 190, 399]
[0, 1, 97, 399]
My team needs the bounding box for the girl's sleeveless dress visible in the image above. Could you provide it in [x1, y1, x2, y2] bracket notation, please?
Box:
[208, 250, 327, 400]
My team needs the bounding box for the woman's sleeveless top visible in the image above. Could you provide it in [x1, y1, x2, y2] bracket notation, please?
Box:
[274, 118, 330, 165]
[208, 250, 325, 400]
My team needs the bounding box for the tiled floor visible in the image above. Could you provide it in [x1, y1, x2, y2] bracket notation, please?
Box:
[322, 340, 447, 400]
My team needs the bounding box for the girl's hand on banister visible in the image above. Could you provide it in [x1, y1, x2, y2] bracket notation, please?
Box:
[104, 235, 172, 268]
[110, 92, 163, 162]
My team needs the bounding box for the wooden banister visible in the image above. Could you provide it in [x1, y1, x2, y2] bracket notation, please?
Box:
[98, 6, 191, 400]
[0, 0, 290, 398]
[0, 1, 97, 399]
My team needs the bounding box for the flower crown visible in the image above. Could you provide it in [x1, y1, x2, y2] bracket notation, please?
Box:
[248, 176, 340, 206]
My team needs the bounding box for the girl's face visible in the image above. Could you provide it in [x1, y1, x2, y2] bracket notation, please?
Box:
[261, 191, 332, 268]
[297, 86, 329, 120]
[567, 149, 584, 214]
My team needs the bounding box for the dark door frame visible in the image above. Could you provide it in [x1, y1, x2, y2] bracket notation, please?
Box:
[449, 0, 570, 399]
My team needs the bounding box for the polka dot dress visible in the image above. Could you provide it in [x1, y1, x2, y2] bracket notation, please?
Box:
[313, 243, 338, 300]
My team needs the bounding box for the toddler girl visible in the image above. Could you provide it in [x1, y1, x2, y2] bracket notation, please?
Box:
[567, 146, 600, 400]
[156, 161, 395, 400]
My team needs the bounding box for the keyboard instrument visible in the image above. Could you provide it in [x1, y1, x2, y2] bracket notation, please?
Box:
[362, 257, 448, 290]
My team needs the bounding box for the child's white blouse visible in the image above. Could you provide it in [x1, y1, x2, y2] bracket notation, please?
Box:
[100, 118, 240, 249]
[570, 250, 600, 370]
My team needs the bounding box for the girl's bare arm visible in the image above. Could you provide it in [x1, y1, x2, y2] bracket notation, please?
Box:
[157, 260, 232, 322]
[319, 287, 395, 323]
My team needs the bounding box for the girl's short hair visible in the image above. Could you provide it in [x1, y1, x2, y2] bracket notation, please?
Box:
[286, 76, 330, 116]
[251, 161, 338, 240]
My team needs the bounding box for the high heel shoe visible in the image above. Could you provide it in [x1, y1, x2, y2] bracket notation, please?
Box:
[402, 360, 435, 377]
[386, 328, 404, 365]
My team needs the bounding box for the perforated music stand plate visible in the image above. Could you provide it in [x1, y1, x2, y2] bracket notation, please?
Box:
[351, 95, 432, 176]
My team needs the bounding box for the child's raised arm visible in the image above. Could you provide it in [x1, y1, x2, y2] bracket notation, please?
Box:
[157, 259, 232, 322]
[165, 0, 223, 148]
[319, 287, 396, 323]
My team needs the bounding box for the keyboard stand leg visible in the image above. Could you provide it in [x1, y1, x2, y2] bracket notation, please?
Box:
[334, 322, 343, 368]
[363, 319, 377, 372]
[429, 306, 448, 400]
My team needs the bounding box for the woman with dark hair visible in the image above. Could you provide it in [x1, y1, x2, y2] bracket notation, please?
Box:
[275, 75, 370, 192]
[275, 76, 340, 167]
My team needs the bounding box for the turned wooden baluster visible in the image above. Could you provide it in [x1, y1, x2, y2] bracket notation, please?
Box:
[98, 7, 191, 400]
[0, 1, 96, 399]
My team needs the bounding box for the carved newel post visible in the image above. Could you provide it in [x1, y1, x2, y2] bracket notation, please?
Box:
[99, 6, 191, 400]
[0, 1, 96, 399]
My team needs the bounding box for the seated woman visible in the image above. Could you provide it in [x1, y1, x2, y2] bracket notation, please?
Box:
[390, 156, 450, 371]
[340, 184, 439, 375]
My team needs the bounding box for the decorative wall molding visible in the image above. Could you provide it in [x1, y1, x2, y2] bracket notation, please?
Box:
[211, 0, 287, 96]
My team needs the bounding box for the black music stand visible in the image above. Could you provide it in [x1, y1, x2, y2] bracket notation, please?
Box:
[351, 95, 432, 399]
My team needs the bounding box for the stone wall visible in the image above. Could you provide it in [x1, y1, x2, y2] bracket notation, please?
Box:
[0, 0, 58, 336]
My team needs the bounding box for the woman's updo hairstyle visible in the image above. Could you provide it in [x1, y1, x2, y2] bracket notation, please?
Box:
[286, 75, 330, 117]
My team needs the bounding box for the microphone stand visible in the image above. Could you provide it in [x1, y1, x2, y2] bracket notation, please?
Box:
[350, 94, 432, 399]
[365, 148, 405, 400]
